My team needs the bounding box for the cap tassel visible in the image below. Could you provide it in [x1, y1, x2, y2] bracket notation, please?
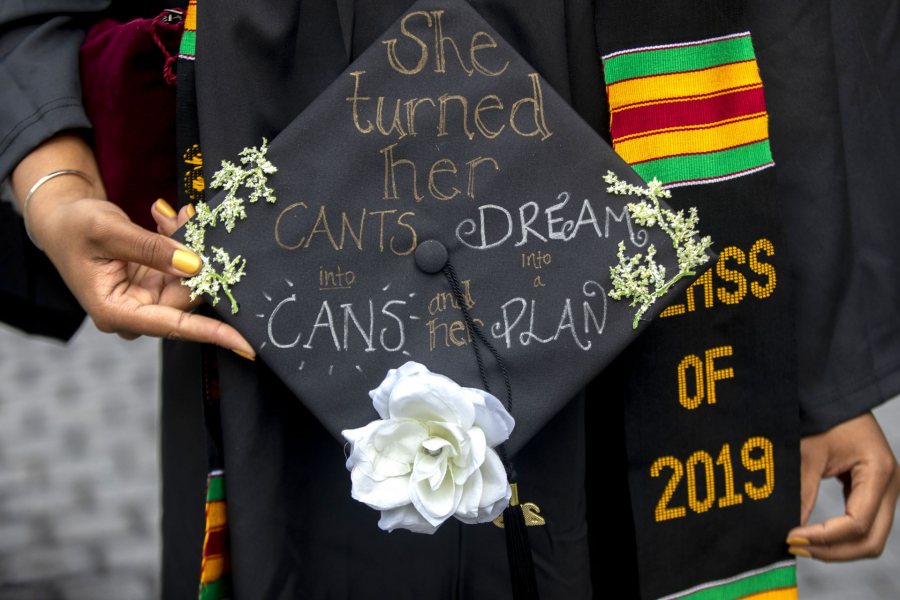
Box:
[504, 483, 540, 600]
[441, 262, 539, 599]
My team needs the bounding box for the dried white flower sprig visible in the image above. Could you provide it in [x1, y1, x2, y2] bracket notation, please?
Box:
[604, 171, 713, 329]
[182, 138, 278, 314]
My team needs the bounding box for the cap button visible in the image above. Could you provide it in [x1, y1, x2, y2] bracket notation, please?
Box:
[414, 240, 448, 274]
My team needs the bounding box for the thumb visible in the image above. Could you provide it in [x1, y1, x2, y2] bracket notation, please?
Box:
[99, 214, 202, 277]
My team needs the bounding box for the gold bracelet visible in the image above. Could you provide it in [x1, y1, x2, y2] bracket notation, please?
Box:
[22, 169, 94, 250]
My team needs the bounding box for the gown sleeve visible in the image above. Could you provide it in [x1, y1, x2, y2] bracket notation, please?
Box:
[0, 0, 112, 340]
[748, 0, 900, 435]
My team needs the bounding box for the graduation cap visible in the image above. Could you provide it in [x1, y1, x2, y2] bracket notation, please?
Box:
[179, 0, 711, 453]
[178, 1, 711, 570]
[177, 0, 716, 592]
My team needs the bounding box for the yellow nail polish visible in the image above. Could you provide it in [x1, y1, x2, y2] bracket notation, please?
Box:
[186, 203, 197, 218]
[786, 536, 810, 546]
[232, 349, 256, 361]
[172, 249, 202, 275]
[788, 547, 812, 558]
[154, 198, 177, 218]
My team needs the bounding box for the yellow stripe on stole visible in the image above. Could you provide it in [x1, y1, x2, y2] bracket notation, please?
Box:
[607, 60, 762, 112]
[739, 586, 799, 600]
[206, 500, 227, 529]
[200, 556, 226, 583]
[185, 0, 198, 31]
[614, 114, 769, 164]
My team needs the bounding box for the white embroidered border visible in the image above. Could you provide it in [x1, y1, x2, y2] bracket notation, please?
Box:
[657, 559, 796, 600]
[602, 31, 751, 61]
[662, 162, 775, 190]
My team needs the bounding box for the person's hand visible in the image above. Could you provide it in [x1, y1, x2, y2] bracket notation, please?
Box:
[787, 412, 900, 561]
[12, 133, 254, 358]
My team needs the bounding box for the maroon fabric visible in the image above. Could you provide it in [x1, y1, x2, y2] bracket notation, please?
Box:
[79, 13, 182, 230]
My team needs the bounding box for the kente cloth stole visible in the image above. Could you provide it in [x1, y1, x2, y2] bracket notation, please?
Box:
[596, 1, 799, 598]
[176, 3, 233, 600]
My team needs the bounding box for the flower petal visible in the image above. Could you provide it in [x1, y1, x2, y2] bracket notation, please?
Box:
[369, 362, 430, 419]
[456, 447, 511, 525]
[344, 420, 417, 480]
[409, 469, 462, 527]
[377, 505, 439, 534]
[411, 448, 448, 490]
[478, 446, 510, 509]
[426, 422, 466, 456]
[350, 468, 411, 510]
[388, 372, 476, 429]
[372, 419, 428, 465]
[455, 467, 483, 520]
[469, 389, 515, 447]
[341, 420, 381, 448]
[450, 427, 485, 486]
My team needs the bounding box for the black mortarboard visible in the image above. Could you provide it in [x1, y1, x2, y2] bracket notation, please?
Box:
[178, 0, 712, 457]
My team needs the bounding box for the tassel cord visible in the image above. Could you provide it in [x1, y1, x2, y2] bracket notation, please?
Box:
[441, 261, 540, 600]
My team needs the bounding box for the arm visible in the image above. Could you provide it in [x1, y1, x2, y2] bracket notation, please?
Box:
[1, 4, 254, 356]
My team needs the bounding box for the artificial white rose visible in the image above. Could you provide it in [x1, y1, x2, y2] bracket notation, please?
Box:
[341, 361, 515, 534]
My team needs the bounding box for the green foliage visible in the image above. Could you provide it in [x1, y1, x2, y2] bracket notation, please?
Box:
[181, 139, 277, 313]
[604, 171, 713, 328]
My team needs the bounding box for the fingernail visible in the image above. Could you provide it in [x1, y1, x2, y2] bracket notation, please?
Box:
[232, 348, 256, 361]
[154, 198, 177, 218]
[786, 536, 810, 546]
[186, 203, 197, 218]
[172, 249, 202, 275]
[788, 547, 812, 558]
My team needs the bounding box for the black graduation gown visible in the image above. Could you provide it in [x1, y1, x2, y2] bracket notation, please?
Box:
[1, 1, 899, 599]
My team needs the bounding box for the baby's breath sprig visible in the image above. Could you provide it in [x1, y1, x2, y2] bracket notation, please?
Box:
[604, 171, 713, 329]
[181, 138, 278, 314]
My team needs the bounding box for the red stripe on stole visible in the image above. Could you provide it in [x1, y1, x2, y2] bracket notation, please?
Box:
[204, 527, 229, 557]
[611, 86, 767, 141]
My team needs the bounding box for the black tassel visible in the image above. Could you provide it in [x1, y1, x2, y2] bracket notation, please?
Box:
[441, 263, 539, 599]
[503, 483, 540, 600]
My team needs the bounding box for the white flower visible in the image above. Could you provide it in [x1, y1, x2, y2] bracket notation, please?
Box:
[342, 362, 515, 534]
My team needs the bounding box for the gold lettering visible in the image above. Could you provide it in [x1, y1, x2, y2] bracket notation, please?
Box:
[375, 97, 407, 138]
[686, 269, 714, 312]
[448, 320, 468, 346]
[510, 73, 553, 140]
[474, 95, 505, 139]
[339, 209, 366, 251]
[716, 247, 748, 305]
[380, 143, 424, 201]
[428, 159, 460, 201]
[368, 209, 397, 252]
[437, 94, 475, 140]
[749, 238, 776, 298]
[677, 354, 705, 410]
[390, 211, 418, 256]
[346, 71, 373, 134]
[704, 346, 734, 405]
[465, 156, 499, 199]
[274, 202, 309, 250]
[383, 11, 431, 75]
[305, 205, 340, 250]
[431, 10, 473, 76]
[404, 97, 436, 136]
[470, 31, 509, 76]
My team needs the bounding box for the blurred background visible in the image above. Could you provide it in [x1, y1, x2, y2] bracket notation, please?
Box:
[0, 321, 896, 599]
